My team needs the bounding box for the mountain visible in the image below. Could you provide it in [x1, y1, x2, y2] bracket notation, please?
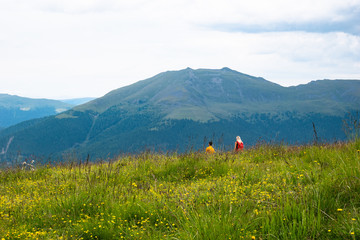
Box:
[75, 68, 359, 119]
[0, 94, 74, 128]
[0, 68, 359, 162]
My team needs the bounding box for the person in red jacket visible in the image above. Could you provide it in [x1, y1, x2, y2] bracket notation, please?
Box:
[234, 136, 244, 152]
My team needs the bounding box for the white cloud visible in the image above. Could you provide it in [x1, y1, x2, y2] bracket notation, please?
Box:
[0, 0, 359, 98]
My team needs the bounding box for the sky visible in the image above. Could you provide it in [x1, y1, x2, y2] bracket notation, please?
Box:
[0, 0, 360, 99]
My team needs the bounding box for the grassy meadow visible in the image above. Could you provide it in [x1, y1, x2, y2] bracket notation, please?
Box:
[1, 139, 360, 239]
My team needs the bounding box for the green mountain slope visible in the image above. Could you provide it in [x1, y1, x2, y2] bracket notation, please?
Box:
[0, 94, 73, 128]
[0, 68, 359, 161]
[75, 68, 288, 121]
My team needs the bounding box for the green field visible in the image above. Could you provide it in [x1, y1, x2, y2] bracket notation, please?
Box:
[1, 139, 360, 239]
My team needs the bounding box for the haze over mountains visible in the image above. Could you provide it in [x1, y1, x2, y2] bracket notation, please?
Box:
[1, 68, 359, 162]
[60, 98, 96, 106]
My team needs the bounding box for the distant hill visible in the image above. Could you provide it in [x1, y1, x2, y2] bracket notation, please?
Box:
[0, 95, 96, 129]
[0, 68, 359, 162]
[0, 94, 73, 128]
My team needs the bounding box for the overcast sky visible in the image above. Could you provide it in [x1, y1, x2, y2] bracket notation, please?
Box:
[1, 0, 360, 99]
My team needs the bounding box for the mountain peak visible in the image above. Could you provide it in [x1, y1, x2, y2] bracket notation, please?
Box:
[76, 68, 288, 122]
[221, 67, 232, 71]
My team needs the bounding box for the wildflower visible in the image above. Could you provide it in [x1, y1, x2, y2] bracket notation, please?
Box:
[337, 208, 343, 211]
[252, 236, 256, 240]
[351, 232, 355, 235]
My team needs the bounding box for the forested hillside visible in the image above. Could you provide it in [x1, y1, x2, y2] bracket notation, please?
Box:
[0, 68, 359, 162]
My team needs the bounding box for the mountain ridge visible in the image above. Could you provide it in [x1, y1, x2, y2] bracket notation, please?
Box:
[74, 68, 359, 121]
[0, 68, 359, 161]
[0, 94, 73, 128]
[0, 94, 97, 129]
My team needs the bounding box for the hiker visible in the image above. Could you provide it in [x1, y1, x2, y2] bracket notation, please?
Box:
[206, 141, 215, 154]
[234, 136, 244, 152]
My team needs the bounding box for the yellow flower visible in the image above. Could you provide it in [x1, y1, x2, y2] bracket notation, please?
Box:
[252, 236, 256, 240]
[337, 208, 343, 211]
[351, 232, 355, 235]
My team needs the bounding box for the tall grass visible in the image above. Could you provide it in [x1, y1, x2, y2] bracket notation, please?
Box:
[1, 139, 359, 239]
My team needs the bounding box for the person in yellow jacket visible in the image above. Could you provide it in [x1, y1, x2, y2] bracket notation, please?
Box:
[205, 141, 215, 154]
